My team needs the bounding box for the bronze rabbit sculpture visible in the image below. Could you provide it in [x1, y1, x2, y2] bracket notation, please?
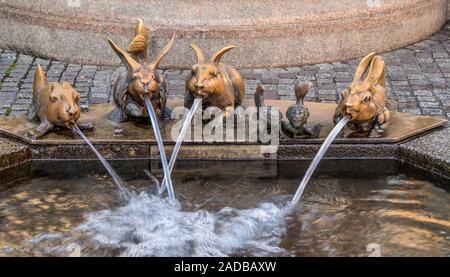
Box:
[26, 64, 92, 139]
[333, 52, 392, 138]
[185, 44, 244, 118]
[108, 19, 174, 125]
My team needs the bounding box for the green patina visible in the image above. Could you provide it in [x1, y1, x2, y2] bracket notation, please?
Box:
[4, 107, 12, 116]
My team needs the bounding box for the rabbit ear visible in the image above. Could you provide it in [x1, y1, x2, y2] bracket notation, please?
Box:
[210, 45, 235, 64]
[150, 35, 175, 69]
[353, 52, 376, 82]
[365, 55, 386, 87]
[127, 18, 148, 59]
[33, 64, 48, 95]
[108, 39, 141, 72]
[189, 43, 206, 63]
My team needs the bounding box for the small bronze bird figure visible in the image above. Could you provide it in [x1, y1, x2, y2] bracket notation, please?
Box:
[286, 82, 311, 129]
[282, 82, 321, 138]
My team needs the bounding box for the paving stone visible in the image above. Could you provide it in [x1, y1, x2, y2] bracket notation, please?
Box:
[1, 23, 450, 118]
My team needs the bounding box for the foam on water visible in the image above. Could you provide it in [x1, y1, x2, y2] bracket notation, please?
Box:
[74, 192, 292, 256]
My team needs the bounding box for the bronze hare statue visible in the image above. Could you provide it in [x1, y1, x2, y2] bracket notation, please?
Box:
[333, 52, 392, 138]
[108, 19, 174, 125]
[281, 82, 321, 138]
[26, 64, 92, 139]
[185, 44, 244, 118]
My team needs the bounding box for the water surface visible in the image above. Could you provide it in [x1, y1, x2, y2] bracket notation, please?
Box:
[0, 160, 448, 257]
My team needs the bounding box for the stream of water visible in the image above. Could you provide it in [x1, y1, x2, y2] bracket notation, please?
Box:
[73, 125, 129, 198]
[144, 97, 175, 201]
[159, 98, 202, 195]
[291, 116, 350, 205]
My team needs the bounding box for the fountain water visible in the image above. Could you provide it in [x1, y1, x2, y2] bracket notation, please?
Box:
[65, 110, 351, 256]
[159, 98, 202, 195]
[291, 116, 350, 205]
[72, 193, 291, 257]
[73, 125, 129, 198]
[144, 97, 175, 201]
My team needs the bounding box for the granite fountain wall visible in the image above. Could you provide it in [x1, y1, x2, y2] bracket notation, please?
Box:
[0, 0, 447, 68]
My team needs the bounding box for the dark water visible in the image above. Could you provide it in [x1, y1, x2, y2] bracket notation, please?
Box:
[0, 160, 448, 257]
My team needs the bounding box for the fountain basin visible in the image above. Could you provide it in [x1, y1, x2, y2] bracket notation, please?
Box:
[0, 0, 447, 68]
[0, 102, 449, 257]
[0, 159, 448, 256]
[0, 100, 446, 158]
[0, 100, 448, 180]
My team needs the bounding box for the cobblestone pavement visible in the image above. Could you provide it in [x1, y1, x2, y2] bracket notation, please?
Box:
[1, 23, 450, 118]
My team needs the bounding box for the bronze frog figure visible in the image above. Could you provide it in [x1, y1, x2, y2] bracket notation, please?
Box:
[333, 52, 392, 138]
[185, 44, 244, 118]
[108, 19, 174, 125]
[26, 64, 92, 139]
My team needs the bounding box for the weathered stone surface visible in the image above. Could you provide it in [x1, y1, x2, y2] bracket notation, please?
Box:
[0, 0, 447, 68]
[399, 127, 450, 178]
[1, 22, 450, 117]
[277, 144, 399, 160]
[0, 137, 30, 170]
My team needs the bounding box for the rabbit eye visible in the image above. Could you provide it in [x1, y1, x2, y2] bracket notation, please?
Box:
[362, 94, 371, 103]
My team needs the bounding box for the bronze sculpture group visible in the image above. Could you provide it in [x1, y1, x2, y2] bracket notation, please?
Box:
[26, 19, 392, 139]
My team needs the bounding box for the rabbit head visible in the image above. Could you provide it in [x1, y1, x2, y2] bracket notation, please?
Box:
[339, 52, 387, 121]
[187, 44, 235, 99]
[108, 19, 174, 101]
[34, 64, 81, 127]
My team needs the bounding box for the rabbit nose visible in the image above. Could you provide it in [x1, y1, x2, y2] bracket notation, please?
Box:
[67, 106, 78, 116]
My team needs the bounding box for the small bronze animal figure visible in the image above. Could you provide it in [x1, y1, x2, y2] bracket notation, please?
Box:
[108, 19, 174, 125]
[281, 82, 321, 138]
[333, 52, 391, 138]
[254, 83, 282, 128]
[185, 44, 244, 118]
[26, 64, 92, 139]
